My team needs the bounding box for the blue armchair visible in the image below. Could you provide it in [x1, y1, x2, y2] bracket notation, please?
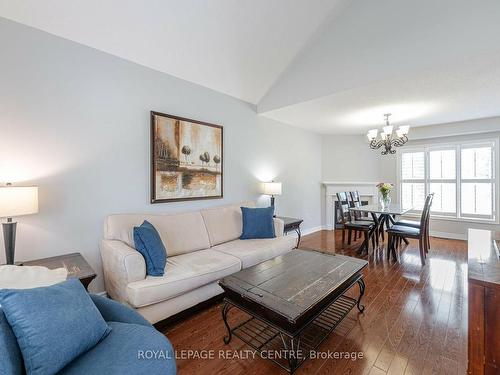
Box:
[0, 294, 176, 375]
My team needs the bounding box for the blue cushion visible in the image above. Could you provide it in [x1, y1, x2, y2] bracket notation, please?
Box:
[0, 278, 111, 375]
[0, 308, 24, 375]
[133, 220, 167, 276]
[240, 206, 276, 239]
[59, 321, 177, 375]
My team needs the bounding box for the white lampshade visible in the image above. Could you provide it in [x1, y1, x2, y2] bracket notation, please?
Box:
[367, 129, 378, 140]
[382, 125, 393, 135]
[261, 182, 282, 196]
[0, 186, 39, 218]
[398, 125, 410, 135]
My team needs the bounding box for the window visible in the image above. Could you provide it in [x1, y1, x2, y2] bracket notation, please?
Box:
[460, 146, 494, 218]
[429, 149, 456, 215]
[398, 139, 497, 222]
[401, 152, 425, 210]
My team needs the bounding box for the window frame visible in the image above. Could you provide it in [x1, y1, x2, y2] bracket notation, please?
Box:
[397, 138, 499, 224]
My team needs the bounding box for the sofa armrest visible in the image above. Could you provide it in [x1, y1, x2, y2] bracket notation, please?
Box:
[100, 239, 146, 303]
[273, 218, 284, 237]
[90, 294, 151, 327]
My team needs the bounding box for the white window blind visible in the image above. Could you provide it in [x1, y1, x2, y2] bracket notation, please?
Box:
[460, 146, 494, 218]
[401, 152, 425, 210]
[399, 140, 497, 222]
[428, 149, 456, 215]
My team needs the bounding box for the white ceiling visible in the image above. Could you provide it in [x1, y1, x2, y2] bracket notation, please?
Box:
[2, 0, 500, 134]
[259, 0, 500, 133]
[262, 50, 500, 134]
[0, 0, 342, 104]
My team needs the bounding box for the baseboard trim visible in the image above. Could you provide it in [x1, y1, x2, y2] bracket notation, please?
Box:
[301, 225, 326, 236]
[430, 231, 467, 240]
[306, 227, 467, 241]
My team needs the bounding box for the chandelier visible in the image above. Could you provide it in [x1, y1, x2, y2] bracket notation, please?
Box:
[367, 114, 410, 155]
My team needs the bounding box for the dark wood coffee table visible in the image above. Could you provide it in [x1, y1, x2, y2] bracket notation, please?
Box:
[219, 249, 367, 373]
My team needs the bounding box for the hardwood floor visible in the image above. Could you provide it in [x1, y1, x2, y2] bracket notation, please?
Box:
[162, 230, 468, 375]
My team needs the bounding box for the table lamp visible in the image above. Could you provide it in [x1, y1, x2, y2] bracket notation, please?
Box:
[0, 184, 39, 264]
[261, 181, 282, 208]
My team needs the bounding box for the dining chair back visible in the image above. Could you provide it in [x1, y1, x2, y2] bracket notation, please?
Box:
[336, 192, 376, 254]
[420, 193, 434, 228]
[423, 193, 434, 251]
[387, 193, 434, 265]
[336, 192, 352, 223]
[349, 191, 362, 220]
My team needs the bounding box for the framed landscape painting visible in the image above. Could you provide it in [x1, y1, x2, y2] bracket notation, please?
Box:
[150, 111, 223, 203]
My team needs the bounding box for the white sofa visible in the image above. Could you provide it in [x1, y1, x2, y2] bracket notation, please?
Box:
[100, 201, 296, 323]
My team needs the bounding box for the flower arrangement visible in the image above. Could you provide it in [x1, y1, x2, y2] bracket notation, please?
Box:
[377, 183, 394, 208]
[376, 182, 394, 199]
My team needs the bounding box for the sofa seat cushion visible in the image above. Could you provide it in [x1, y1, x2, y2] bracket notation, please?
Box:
[59, 321, 176, 375]
[212, 236, 296, 269]
[126, 249, 241, 308]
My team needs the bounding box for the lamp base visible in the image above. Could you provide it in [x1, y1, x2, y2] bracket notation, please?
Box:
[270, 196, 277, 217]
[3, 220, 17, 265]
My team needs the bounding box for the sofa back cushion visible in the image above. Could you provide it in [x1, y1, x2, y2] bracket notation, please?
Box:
[104, 211, 210, 256]
[201, 201, 255, 246]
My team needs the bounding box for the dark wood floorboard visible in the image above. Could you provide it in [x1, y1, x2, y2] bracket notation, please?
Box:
[161, 230, 467, 375]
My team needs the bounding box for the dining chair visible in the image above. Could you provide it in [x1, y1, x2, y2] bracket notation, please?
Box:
[393, 193, 434, 253]
[349, 191, 380, 244]
[337, 192, 376, 254]
[349, 190, 386, 244]
[348, 191, 362, 241]
[386, 194, 433, 265]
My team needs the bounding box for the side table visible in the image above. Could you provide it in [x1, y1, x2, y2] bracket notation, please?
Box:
[276, 216, 303, 248]
[19, 252, 96, 290]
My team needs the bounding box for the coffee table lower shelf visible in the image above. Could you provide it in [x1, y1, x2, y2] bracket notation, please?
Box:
[222, 290, 363, 373]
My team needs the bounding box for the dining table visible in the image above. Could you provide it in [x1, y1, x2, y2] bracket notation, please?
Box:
[349, 203, 413, 251]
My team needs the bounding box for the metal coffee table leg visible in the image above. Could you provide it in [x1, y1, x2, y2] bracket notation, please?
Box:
[356, 278, 366, 312]
[222, 302, 233, 344]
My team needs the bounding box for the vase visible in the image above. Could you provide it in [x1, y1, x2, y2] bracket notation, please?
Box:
[379, 194, 391, 208]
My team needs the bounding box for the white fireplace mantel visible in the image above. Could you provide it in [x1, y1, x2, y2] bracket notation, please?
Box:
[322, 181, 379, 230]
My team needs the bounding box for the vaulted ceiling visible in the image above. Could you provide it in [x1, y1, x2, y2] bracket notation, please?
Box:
[1, 0, 500, 134]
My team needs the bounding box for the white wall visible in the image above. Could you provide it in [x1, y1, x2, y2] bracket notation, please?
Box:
[322, 135, 395, 183]
[0, 18, 323, 292]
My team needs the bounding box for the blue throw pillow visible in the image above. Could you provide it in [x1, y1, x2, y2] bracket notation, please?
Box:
[240, 206, 276, 239]
[133, 220, 167, 276]
[0, 278, 111, 375]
